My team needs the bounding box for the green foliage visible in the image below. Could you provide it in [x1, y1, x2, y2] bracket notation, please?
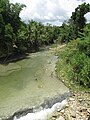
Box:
[0, 0, 26, 56]
[77, 38, 90, 57]
[57, 3, 90, 44]
[70, 52, 90, 86]
[56, 33, 90, 88]
[71, 3, 90, 32]
[20, 21, 61, 52]
[4, 23, 15, 53]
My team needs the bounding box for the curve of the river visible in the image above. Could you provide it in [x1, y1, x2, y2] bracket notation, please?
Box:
[0, 48, 69, 120]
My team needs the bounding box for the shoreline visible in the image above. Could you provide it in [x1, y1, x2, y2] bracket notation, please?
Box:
[51, 91, 90, 120]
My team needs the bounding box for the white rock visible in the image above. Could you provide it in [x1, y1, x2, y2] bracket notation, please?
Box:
[60, 109, 64, 113]
[71, 111, 76, 118]
[69, 98, 75, 101]
[56, 116, 65, 120]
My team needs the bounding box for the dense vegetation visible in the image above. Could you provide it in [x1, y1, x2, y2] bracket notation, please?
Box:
[0, 0, 90, 88]
[0, 0, 61, 57]
[56, 3, 90, 89]
[56, 29, 90, 89]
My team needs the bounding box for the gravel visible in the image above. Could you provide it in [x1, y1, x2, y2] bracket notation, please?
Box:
[51, 91, 90, 120]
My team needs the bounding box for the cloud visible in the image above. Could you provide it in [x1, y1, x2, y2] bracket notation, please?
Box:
[85, 12, 90, 23]
[9, 0, 90, 25]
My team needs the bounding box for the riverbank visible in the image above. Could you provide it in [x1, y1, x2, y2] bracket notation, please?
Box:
[51, 91, 90, 120]
[50, 44, 90, 120]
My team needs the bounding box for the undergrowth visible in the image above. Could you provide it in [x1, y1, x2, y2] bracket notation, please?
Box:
[56, 38, 90, 91]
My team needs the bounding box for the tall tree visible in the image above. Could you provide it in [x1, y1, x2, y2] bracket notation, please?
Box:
[71, 3, 90, 33]
[0, 0, 26, 56]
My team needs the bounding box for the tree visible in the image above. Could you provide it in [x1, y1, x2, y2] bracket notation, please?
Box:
[58, 3, 90, 44]
[71, 3, 90, 33]
[0, 0, 26, 56]
[4, 23, 15, 54]
[9, 3, 26, 34]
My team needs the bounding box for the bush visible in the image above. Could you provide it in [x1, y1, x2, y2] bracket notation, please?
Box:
[56, 37, 90, 88]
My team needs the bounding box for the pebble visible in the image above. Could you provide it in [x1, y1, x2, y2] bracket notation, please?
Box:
[87, 109, 90, 113]
[71, 111, 76, 118]
[79, 108, 87, 112]
[60, 109, 64, 113]
[69, 98, 75, 101]
[56, 116, 65, 120]
[88, 115, 90, 120]
[78, 98, 83, 102]
[51, 91, 90, 120]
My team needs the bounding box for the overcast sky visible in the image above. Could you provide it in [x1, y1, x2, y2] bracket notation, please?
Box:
[10, 0, 90, 26]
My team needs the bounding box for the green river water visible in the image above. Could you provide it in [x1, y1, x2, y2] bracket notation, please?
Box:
[0, 49, 69, 119]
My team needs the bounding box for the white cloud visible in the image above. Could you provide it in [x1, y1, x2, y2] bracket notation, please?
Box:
[9, 0, 90, 25]
[85, 12, 90, 23]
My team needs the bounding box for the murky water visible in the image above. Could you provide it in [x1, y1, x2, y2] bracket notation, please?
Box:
[0, 50, 69, 119]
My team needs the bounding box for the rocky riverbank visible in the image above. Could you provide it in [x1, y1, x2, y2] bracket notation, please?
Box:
[51, 91, 90, 120]
[50, 44, 90, 120]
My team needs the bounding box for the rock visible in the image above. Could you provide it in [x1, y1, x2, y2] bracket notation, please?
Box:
[78, 98, 83, 102]
[52, 114, 57, 118]
[56, 116, 65, 120]
[71, 111, 76, 118]
[65, 104, 69, 108]
[60, 109, 64, 113]
[62, 80, 64, 82]
[88, 115, 90, 120]
[50, 92, 90, 120]
[79, 108, 87, 112]
[52, 117, 56, 120]
[69, 98, 75, 101]
[87, 109, 90, 113]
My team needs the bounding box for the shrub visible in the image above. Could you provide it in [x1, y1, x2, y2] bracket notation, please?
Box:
[56, 37, 90, 88]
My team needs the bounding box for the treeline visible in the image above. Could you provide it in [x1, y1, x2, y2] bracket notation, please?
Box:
[56, 3, 90, 88]
[0, 0, 61, 57]
[0, 0, 90, 57]
[57, 3, 90, 43]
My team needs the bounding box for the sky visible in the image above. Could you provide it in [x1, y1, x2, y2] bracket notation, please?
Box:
[10, 0, 90, 26]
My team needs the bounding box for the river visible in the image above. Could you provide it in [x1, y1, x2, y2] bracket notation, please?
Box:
[0, 48, 69, 120]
